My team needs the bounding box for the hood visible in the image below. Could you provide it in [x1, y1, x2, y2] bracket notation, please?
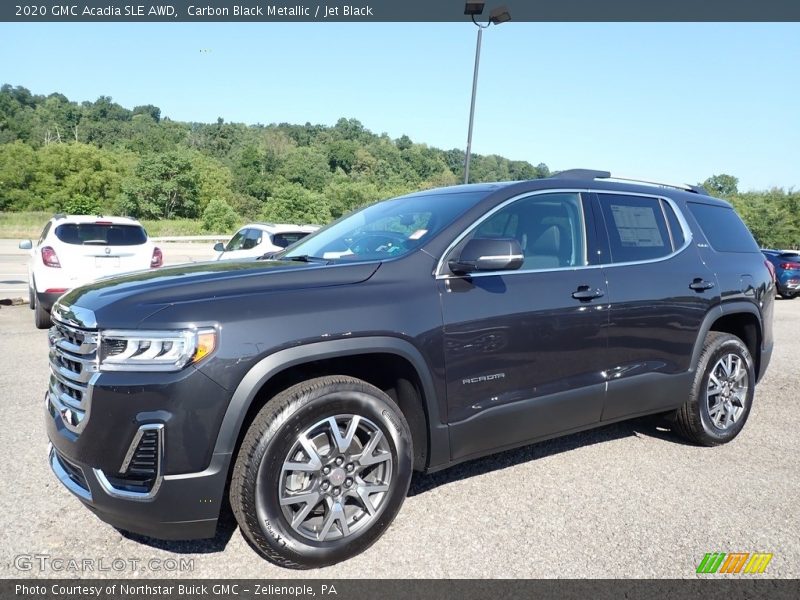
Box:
[54, 259, 381, 329]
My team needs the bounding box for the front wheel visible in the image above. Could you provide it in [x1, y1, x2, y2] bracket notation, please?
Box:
[674, 332, 755, 446]
[230, 375, 413, 569]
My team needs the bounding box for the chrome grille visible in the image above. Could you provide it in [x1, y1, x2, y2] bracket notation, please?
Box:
[48, 319, 99, 433]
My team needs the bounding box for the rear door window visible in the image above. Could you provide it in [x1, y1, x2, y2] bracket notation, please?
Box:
[597, 194, 673, 263]
[687, 202, 760, 253]
[54, 223, 147, 246]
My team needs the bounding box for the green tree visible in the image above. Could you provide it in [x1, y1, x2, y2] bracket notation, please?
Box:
[703, 174, 739, 197]
[263, 179, 331, 224]
[32, 142, 133, 212]
[279, 146, 332, 191]
[63, 194, 102, 215]
[119, 150, 199, 219]
[202, 197, 238, 232]
[0, 141, 38, 210]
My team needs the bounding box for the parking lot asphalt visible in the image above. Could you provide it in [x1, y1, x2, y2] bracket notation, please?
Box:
[0, 298, 798, 579]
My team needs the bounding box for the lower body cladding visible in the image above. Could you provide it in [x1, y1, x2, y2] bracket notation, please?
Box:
[45, 367, 232, 540]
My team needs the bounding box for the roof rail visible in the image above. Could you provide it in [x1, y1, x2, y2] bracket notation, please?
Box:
[53, 213, 67, 220]
[552, 169, 708, 195]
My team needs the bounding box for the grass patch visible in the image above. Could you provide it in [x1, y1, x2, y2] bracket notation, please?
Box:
[0, 212, 226, 239]
[0, 211, 52, 239]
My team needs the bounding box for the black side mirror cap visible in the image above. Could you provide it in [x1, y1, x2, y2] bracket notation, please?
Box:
[213, 242, 225, 252]
[448, 237, 524, 275]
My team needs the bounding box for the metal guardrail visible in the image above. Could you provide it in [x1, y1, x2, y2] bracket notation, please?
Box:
[150, 235, 228, 243]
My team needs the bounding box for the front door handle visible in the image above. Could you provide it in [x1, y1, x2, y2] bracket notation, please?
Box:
[572, 286, 605, 301]
[689, 278, 715, 292]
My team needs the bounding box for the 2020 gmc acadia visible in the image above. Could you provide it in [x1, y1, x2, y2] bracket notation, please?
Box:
[45, 170, 774, 569]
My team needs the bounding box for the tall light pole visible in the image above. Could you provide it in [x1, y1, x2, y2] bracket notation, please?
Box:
[463, 2, 511, 185]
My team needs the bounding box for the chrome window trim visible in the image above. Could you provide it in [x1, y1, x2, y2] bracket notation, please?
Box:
[94, 423, 164, 502]
[435, 188, 693, 280]
[592, 190, 694, 270]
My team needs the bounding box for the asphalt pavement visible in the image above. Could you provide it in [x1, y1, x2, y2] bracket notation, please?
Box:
[0, 296, 798, 579]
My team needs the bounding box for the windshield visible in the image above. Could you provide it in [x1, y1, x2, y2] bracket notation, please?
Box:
[282, 190, 487, 261]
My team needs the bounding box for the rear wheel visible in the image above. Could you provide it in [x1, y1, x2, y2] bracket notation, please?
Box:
[674, 332, 755, 446]
[34, 294, 52, 329]
[778, 291, 795, 299]
[230, 375, 413, 569]
[28, 284, 35, 310]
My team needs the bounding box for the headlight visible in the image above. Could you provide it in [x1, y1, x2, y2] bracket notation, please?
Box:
[98, 328, 217, 372]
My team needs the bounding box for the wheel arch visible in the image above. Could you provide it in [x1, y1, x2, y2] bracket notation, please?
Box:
[691, 302, 764, 380]
[211, 337, 448, 477]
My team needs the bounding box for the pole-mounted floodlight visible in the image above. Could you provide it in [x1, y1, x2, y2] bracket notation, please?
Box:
[463, 2, 511, 185]
[464, 1, 485, 16]
[489, 5, 511, 24]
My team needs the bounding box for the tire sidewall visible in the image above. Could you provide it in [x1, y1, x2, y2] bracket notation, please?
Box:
[696, 337, 755, 443]
[247, 384, 412, 568]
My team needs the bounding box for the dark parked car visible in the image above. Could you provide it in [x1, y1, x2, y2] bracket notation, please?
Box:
[45, 170, 774, 569]
[762, 249, 800, 299]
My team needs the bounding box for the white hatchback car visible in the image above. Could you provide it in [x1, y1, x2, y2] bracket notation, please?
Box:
[214, 223, 319, 261]
[19, 215, 162, 328]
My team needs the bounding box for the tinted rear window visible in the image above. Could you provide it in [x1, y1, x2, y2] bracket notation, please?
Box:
[687, 203, 759, 253]
[272, 232, 310, 248]
[54, 224, 148, 246]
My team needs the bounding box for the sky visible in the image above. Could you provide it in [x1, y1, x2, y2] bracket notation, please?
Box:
[0, 22, 798, 191]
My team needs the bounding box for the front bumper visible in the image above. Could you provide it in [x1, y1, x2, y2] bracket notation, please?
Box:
[48, 443, 228, 539]
[45, 365, 233, 540]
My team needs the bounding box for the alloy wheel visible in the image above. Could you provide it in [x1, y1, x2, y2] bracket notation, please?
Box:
[277, 415, 393, 542]
[706, 353, 749, 430]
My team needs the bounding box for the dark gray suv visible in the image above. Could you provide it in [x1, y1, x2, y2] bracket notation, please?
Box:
[45, 170, 774, 568]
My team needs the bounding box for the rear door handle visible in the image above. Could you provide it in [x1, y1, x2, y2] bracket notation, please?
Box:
[689, 278, 715, 292]
[572, 286, 605, 301]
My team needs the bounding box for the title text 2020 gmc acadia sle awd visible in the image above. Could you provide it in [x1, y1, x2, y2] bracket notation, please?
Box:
[45, 170, 774, 569]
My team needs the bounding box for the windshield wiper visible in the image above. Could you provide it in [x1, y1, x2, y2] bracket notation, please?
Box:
[283, 255, 330, 263]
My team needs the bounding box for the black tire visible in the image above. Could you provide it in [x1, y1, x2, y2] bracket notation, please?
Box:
[230, 375, 413, 569]
[34, 294, 52, 329]
[778, 291, 794, 299]
[674, 332, 755, 446]
[28, 283, 35, 310]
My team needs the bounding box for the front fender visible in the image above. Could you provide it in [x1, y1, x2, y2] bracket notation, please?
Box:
[209, 336, 449, 471]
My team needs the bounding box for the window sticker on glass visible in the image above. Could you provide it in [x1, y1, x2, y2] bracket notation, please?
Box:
[408, 229, 428, 241]
[610, 205, 664, 247]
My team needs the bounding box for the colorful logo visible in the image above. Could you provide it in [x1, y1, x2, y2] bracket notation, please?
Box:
[696, 552, 773, 574]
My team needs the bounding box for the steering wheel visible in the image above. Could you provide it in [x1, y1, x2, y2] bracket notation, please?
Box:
[349, 231, 408, 255]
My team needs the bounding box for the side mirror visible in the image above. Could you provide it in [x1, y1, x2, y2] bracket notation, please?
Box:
[213, 242, 225, 252]
[448, 238, 524, 275]
[19, 240, 32, 250]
